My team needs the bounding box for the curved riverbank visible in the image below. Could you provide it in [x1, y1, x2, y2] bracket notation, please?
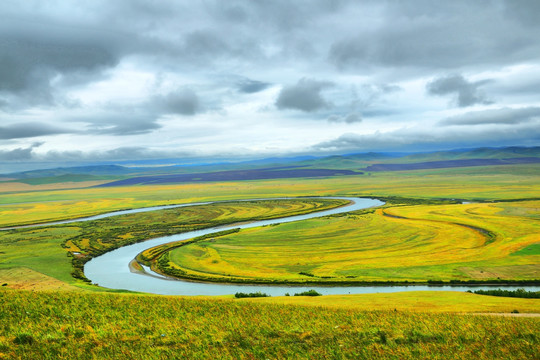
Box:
[85, 197, 392, 295]
[83, 197, 540, 295]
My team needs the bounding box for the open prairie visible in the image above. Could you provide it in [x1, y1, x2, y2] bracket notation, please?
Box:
[150, 200, 539, 284]
[1, 164, 540, 227]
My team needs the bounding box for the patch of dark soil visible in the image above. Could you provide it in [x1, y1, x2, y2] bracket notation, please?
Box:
[98, 168, 361, 187]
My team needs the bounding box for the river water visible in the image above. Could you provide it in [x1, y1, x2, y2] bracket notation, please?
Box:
[83, 197, 539, 296]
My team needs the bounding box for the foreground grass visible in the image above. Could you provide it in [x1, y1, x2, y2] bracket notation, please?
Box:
[0, 290, 538, 360]
[152, 200, 539, 284]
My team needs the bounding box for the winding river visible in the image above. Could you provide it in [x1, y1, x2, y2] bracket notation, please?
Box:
[80, 197, 539, 296]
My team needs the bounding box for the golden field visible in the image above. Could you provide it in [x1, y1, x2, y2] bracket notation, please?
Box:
[155, 201, 539, 283]
[1, 164, 540, 227]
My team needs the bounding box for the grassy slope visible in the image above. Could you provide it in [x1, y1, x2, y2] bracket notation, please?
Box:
[156, 200, 539, 283]
[0, 290, 538, 360]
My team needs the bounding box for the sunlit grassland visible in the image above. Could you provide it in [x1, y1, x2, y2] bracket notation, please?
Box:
[0, 199, 347, 289]
[156, 201, 539, 283]
[246, 291, 540, 314]
[0, 268, 81, 291]
[0, 290, 538, 360]
[1, 164, 539, 227]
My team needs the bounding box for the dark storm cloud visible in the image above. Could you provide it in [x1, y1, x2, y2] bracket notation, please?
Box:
[181, 30, 231, 59]
[440, 107, 540, 126]
[0, 123, 69, 139]
[328, 1, 540, 71]
[427, 75, 492, 107]
[0, 142, 42, 160]
[276, 78, 333, 112]
[237, 79, 271, 94]
[154, 88, 202, 116]
[0, 18, 125, 106]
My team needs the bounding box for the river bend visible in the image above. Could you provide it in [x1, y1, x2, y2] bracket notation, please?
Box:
[83, 197, 539, 296]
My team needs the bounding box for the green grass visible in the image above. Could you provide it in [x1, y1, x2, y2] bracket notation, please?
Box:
[151, 200, 539, 284]
[249, 291, 540, 313]
[0, 199, 348, 288]
[512, 244, 540, 256]
[0, 290, 538, 359]
[1, 164, 540, 227]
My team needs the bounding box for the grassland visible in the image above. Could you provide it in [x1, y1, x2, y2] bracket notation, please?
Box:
[147, 200, 539, 284]
[246, 291, 540, 313]
[0, 199, 347, 288]
[0, 289, 538, 360]
[1, 164, 539, 227]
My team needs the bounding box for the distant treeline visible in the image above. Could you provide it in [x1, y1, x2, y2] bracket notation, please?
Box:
[469, 288, 539, 299]
[427, 279, 540, 285]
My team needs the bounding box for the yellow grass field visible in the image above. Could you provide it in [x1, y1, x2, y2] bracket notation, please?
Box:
[1, 164, 540, 227]
[244, 291, 540, 314]
[156, 200, 540, 283]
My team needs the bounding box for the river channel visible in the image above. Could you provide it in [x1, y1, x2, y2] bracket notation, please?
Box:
[82, 197, 539, 296]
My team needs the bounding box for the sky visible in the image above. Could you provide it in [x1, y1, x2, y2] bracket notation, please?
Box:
[1, 0, 540, 171]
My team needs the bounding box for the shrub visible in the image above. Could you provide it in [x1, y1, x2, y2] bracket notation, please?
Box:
[294, 289, 322, 296]
[13, 333, 34, 345]
[234, 292, 270, 298]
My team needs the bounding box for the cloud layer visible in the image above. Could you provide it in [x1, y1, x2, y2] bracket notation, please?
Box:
[0, 0, 539, 169]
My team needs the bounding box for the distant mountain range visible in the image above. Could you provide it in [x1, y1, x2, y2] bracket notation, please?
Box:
[2, 146, 539, 185]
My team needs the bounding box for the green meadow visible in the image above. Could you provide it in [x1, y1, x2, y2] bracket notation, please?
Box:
[149, 200, 540, 284]
[0, 290, 538, 360]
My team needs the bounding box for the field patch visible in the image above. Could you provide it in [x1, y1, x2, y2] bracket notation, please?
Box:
[98, 168, 362, 187]
[0, 268, 81, 291]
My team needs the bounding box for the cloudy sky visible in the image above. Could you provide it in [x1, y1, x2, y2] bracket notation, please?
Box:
[1, 0, 540, 170]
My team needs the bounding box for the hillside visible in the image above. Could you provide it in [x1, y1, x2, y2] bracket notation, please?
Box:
[2, 146, 539, 187]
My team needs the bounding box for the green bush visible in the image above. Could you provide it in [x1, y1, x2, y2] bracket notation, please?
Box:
[294, 289, 322, 296]
[234, 292, 270, 298]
